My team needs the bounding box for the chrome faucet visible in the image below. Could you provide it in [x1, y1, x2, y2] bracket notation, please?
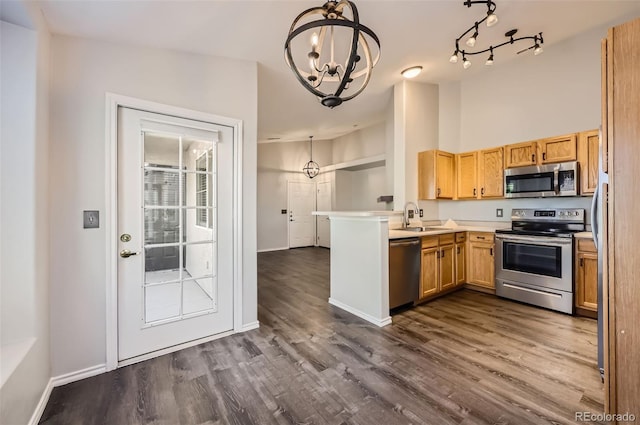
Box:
[403, 201, 419, 228]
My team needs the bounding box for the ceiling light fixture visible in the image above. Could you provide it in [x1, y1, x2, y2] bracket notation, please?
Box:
[284, 0, 381, 108]
[449, 0, 544, 69]
[401, 66, 423, 79]
[303, 136, 320, 179]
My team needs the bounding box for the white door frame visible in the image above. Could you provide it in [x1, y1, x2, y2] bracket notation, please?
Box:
[105, 93, 243, 371]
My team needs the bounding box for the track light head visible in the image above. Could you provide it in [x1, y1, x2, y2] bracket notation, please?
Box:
[486, 12, 498, 27]
[449, 51, 459, 63]
[463, 57, 472, 69]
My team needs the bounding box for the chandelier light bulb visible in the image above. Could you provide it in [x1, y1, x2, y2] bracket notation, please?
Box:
[449, 52, 459, 63]
[534, 44, 543, 55]
[310, 32, 319, 48]
[486, 13, 498, 27]
[463, 58, 472, 69]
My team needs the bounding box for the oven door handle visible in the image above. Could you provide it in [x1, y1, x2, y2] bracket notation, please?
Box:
[553, 168, 560, 195]
[495, 234, 573, 246]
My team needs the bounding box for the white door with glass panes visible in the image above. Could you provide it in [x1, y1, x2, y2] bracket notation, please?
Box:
[117, 107, 233, 362]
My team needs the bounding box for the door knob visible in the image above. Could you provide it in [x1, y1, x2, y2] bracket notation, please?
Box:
[120, 249, 139, 258]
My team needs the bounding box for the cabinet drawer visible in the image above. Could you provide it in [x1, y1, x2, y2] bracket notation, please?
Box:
[455, 232, 467, 243]
[469, 232, 494, 243]
[422, 236, 439, 249]
[439, 233, 454, 245]
[577, 238, 596, 252]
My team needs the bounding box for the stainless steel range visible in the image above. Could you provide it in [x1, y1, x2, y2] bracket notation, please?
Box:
[495, 208, 585, 314]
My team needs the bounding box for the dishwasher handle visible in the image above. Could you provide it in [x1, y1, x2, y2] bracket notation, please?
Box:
[390, 239, 421, 247]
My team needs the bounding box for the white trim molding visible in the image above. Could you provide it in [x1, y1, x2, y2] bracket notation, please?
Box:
[328, 298, 392, 327]
[27, 378, 53, 425]
[241, 321, 260, 332]
[104, 93, 244, 371]
[51, 364, 107, 387]
[256, 247, 289, 253]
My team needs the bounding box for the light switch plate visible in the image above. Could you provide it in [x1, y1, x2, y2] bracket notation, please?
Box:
[84, 210, 99, 228]
[496, 208, 503, 218]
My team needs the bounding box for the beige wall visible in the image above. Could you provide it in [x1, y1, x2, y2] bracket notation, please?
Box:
[48, 35, 258, 377]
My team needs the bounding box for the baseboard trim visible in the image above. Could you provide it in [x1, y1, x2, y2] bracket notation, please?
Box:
[257, 247, 289, 253]
[241, 321, 260, 332]
[328, 298, 392, 327]
[27, 378, 54, 425]
[51, 364, 107, 387]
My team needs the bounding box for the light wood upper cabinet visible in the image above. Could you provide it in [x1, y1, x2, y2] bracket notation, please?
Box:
[504, 141, 537, 168]
[577, 129, 599, 195]
[538, 133, 577, 164]
[418, 150, 455, 200]
[478, 148, 504, 198]
[456, 152, 478, 199]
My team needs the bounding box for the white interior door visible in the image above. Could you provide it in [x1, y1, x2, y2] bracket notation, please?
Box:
[117, 107, 234, 362]
[316, 181, 331, 248]
[288, 181, 316, 248]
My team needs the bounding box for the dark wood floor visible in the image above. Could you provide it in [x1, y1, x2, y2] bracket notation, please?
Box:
[40, 247, 604, 425]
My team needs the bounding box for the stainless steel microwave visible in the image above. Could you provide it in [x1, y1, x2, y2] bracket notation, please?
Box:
[504, 161, 579, 198]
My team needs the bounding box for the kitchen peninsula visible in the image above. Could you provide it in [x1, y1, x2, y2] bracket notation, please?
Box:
[312, 211, 402, 327]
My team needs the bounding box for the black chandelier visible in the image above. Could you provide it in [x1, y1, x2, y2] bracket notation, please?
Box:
[449, 0, 544, 69]
[303, 136, 320, 179]
[284, 1, 380, 108]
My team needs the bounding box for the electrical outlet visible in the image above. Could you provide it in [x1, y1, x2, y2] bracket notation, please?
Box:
[496, 208, 503, 218]
[419, 209, 424, 218]
[281, 209, 287, 214]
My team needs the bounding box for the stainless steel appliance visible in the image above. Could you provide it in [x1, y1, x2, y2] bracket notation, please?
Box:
[592, 129, 608, 380]
[495, 208, 585, 314]
[389, 238, 420, 310]
[504, 161, 579, 198]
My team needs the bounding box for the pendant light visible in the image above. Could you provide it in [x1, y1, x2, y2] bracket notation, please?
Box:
[303, 136, 320, 179]
[284, 1, 380, 108]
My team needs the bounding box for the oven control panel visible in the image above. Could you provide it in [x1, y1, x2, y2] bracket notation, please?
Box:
[511, 208, 585, 222]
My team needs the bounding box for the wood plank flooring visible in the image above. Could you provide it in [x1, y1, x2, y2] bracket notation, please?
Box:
[40, 247, 604, 425]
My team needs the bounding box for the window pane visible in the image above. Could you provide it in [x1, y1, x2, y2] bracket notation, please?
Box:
[144, 133, 179, 168]
[184, 208, 214, 242]
[145, 283, 181, 323]
[183, 278, 216, 315]
[184, 141, 214, 172]
[144, 169, 181, 207]
[185, 172, 212, 209]
[184, 242, 214, 279]
[144, 208, 181, 245]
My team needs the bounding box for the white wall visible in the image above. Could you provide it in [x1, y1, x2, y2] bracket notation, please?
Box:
[48, 35, 258, 377]
[256, 139, 332, 251]
[0, 15, 51, 425]
[331, 121, 386, 163]
[432, 25, 606, 224]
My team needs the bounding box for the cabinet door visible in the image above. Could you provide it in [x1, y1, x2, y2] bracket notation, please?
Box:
[439, 244, 455, 291]
[577, 129, 599, 195]
[504, 141, 537, 168]
[539, 133, 577, 164]
[420, 247, 439, 298]
[456, 152, 478, 199]
[455, 243, 466, 285]
[436, 151, 455, 199]
[576, 251, 598, 312]
[478, 148, 504, 198]
[468, 242, 495, 288]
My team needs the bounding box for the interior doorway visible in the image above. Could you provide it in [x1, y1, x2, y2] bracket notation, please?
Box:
[287, 181, 316, 248]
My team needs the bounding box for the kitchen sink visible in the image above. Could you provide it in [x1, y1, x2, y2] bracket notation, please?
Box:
[401, 226, 441, 232]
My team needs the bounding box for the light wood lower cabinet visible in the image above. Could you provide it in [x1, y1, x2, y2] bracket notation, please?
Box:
[419, 234, 457, 300]
[439, 244, 456, 291]
[575, 238, 598, 317]
[420, 246, 439, 298]
[455, 232, 466, 285]
[467, 232, 495, 289]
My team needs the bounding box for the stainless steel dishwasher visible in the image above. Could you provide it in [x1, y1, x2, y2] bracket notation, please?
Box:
[389, 238, 421, 310]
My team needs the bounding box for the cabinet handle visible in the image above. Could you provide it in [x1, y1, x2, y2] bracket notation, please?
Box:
[457, 246, 460, 254]
[532, 154, 535, 162]
[481, 188, 485, 196]
[473, 188, 477, 196]
[490, 247, 494, 256]
[437, 188, 441, 196]
[542, 152, 546, 161]
[580, 258, 584, 267]
[477, 236, 485, 240]
[441, 250, 445, 258]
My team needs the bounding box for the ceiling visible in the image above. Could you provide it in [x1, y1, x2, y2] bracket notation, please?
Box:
[36, 0, 640, 143]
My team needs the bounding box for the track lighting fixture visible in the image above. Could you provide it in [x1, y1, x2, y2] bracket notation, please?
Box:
[450, 0, 544, 69]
